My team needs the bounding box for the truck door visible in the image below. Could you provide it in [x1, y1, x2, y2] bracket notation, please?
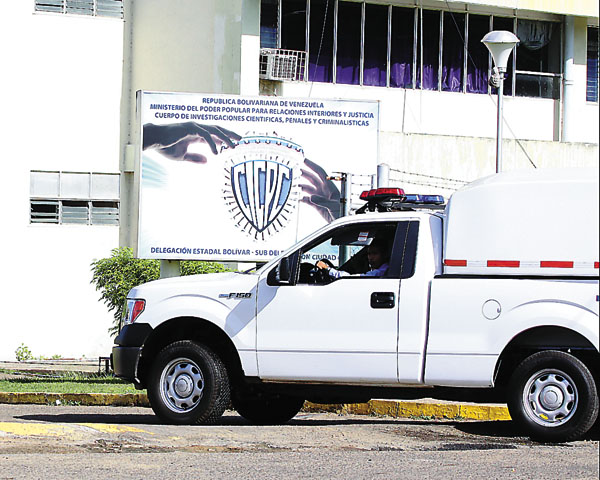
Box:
[256, 221, 418, 383]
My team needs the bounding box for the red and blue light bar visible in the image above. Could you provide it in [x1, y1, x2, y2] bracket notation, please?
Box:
[359, 188, 444, 205]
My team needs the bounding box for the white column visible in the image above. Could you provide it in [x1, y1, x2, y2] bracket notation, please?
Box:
[377, 163, 390, 188]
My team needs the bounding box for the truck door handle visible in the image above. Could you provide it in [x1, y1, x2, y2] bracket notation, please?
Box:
[370, 292, 395, 309]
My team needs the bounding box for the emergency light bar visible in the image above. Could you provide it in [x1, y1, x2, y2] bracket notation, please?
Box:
[359, 188, 405, 201]
[356, 188, 445, 213]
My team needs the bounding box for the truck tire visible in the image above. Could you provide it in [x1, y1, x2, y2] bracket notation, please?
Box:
[507, 350, 599, 442]
[147, 340, 230, 425]
[233, 390, 304, 425]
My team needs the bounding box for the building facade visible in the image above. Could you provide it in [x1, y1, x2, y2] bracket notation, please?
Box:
[0, 1, 123, 360]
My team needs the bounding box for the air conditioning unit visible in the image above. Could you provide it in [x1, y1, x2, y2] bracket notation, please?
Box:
[260, 51, 298, 81]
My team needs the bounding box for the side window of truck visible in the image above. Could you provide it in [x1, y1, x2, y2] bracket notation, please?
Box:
[298, 221, 418, 283]
[267, 221, 419, 286]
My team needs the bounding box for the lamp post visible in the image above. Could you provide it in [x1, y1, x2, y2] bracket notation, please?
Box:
[482, 31, 520, 173]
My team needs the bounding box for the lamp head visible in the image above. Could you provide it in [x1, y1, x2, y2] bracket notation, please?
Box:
[482, 30, 520, 73]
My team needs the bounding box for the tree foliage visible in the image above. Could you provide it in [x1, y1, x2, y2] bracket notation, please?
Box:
[91, 247, 230, 335]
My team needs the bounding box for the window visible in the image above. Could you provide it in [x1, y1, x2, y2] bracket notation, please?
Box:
[442, 11, 465, 92]
[467, 14, 490, 94]
[390, 6, 415, 89]
[261, 0, 279, 48]
[336, 1, 362, 85]
[261, 1, 562, 99]
[588, 26, 599, 103]
[35, 0, 123, 18]
[299, 221, 418, 281]
[281, 0, 306, 51]
[515, 19, 562, 99]
[417, 10, 440, 90]
[363, 4, 388, 87]
[30, 171, 120, 225]
[308, 0, 335, 82]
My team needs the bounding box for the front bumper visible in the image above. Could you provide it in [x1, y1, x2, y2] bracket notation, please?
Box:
[112, 345, 143, 383]
[111, 323, 153, 384]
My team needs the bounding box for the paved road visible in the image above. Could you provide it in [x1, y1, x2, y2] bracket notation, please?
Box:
[0, 404, 598, 479]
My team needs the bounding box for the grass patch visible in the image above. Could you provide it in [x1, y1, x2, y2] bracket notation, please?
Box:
[0, 370, 144, 395]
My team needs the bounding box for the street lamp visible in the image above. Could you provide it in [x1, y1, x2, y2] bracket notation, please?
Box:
[482, 30, 520, 173]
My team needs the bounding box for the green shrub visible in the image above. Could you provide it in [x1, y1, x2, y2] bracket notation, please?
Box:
[15, 343, 33, 362]
[91, 247, 230, 336]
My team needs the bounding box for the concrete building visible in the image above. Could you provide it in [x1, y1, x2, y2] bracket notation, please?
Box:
[0, 2, 123, 360]
[0, 0, 597, 360]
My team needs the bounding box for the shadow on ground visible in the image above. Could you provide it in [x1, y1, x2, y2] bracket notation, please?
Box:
[15, 410, 599, 443]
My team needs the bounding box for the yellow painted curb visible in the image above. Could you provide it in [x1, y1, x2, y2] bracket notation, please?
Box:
[0, 392, 150, 407]
[0, 392, 510, 421]
[303, 399, 511, 421]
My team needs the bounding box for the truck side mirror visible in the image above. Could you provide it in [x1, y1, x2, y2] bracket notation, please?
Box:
[276, 256, 291, 284]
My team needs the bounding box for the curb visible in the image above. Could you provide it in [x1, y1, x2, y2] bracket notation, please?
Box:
[303, 400, 511, 421]
[0, 392, 510, 421]
[0, 392, 150, 407]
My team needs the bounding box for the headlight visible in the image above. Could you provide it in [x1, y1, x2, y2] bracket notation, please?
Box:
[123, 299, 145, 326]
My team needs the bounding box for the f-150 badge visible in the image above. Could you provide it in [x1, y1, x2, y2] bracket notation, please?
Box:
[219, 292, 253, 299]
[222, 135, 303, 241]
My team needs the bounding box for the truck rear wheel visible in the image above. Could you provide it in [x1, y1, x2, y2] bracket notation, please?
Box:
[147, 340, 230, 425]
[233, 390, 304, 425]
[507, 350, 598, 442]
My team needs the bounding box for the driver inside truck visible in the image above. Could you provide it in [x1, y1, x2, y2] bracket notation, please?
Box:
[316, 238, 390, 279]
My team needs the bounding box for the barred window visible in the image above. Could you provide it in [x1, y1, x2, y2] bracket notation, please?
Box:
[34, 0, 123, 19]
[30, 171, 120, 226]
[261, 0, 562, 99]
[587, 26, 599, 103]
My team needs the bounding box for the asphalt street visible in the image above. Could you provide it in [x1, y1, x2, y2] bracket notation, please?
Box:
[0, 404, 598, 479]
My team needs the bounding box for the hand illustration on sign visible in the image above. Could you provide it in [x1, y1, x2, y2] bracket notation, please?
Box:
[300, 159, 341, 223]
[142, 122, 241, 164]
[142, 122, 342, 224]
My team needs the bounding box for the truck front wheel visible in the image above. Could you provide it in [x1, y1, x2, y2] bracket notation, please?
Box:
[507, 350, 598, 442]
[147, 341, 230, 425]
[233, 390, 304, 425]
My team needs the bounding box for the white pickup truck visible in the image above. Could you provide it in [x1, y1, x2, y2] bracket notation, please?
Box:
[112, 168, 599, 442]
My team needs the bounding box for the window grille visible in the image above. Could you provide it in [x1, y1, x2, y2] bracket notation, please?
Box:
[261, 0, 563, 100]
[259, 49, 307, 81]
[34, 0, 123, 18]
[30, 171, 120, 226]
[587, 26, 599, 103]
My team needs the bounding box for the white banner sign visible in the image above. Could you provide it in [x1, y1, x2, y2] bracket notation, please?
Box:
[137, 91, 379, 261]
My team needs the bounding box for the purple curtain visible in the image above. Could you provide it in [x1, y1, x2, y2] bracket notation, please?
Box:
[441, 13, 464, 92]
[336, 1, 361, 85]
[466, 14, 489, 94]
[417, 10, 439, 90]
[308, 0, 334, 83]
[390, 6, 414, 88]
[364, 4, 388, 87]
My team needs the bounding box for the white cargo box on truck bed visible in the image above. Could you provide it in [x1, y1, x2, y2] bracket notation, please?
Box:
[443, 168, 599, 276]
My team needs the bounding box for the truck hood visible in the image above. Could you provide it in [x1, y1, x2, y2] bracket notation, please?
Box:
[126, 271, 260, 338]
[127, 272, 257, 301]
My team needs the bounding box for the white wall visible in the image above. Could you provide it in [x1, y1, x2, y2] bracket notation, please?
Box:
[280, 81, 562, 142]
[0, 5, 123, 360]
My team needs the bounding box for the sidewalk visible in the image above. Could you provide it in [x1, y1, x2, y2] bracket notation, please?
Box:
[0, 360, 511, 421]
[0, 359, 107, 375]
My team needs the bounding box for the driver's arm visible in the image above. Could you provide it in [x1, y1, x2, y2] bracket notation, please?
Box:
[316, 261, 346, 279]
